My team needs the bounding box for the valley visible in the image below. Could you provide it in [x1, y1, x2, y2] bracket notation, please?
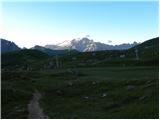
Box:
[1, 37, 159, 119]
[1, 67, 159, 118]
[1, 1, 158, 119]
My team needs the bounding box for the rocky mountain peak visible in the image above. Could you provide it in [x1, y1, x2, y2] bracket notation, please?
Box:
[1, 39, 21, 53]
[44, 37, 138, 52]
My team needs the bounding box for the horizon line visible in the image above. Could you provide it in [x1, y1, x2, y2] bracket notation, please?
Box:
[1, 36, 158, 49]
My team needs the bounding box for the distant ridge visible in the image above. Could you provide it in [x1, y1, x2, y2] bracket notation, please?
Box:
[31, 45, 79, 56]
[1, 39, 21, 53]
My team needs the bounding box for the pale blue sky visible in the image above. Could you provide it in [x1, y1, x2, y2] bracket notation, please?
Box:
[1, 1, 158, 48]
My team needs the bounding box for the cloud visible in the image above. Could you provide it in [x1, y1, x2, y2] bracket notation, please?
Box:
[107, 40, 112, 43]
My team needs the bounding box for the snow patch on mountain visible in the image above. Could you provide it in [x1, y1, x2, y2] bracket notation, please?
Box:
[45, 37, 138, 52]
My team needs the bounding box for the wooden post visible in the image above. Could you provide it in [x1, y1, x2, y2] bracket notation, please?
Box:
[56, 55, 59, 68]
[135, 48, 139, 60]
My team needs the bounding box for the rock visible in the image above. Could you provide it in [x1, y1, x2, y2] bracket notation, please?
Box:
[144, 83, 152, 88]
[139, 96, 147, 101]
[67, 82, 73, 87]
[56, 90, 64, 96]
[126, 85, 135, 91]
[72, 57, 77, 60]
[101, 93, 107, 97]
[17, 109, 25, 112]
[92, 81, 96, 85]
[146, 80, 152, 84]
[15, 106, 20, 110]
[16, 108, 25, 112]
[84, 96, 89, 99]
[67, 68, 73, 74]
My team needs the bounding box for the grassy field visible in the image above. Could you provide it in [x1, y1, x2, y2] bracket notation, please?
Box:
[2, 66, 158, 118]
[1, 71, 35, 118]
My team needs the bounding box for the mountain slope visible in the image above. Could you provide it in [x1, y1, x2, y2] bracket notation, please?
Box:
[131, 37, 159, 51]
[127, 37, 159, 60]
[1, 49, 49, 70]
[1, 39, 21, 53]
[32, 45, 79, 56]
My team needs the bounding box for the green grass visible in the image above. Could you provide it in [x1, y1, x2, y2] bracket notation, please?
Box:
[1, 66, 159, 119]
[1, 37, 159, 118]
[1, 71, 36, 118]
[35, 66, 158, 119]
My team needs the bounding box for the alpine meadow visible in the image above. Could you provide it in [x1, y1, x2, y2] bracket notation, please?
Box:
[1, 1, 159, 119]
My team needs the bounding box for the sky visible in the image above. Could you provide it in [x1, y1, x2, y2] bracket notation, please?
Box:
[1, 1, 159, 48]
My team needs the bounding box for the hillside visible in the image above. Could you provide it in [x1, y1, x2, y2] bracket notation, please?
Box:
[1, 49, 49, 71]
[31, 45, 79, 56]
[128, 37, 159, 60]
[1, 39, 21, 53]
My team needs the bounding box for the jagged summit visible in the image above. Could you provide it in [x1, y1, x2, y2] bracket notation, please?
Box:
[1, 38, 21, 53]
[45, 37, 138, 52]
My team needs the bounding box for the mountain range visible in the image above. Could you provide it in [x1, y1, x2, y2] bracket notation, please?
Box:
[1, 37, 159, 71]
[0, 37, 148, 54]
[45, 37, 138, 52]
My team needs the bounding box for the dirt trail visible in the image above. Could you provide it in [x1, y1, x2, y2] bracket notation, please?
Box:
[28, 90, 49, 119]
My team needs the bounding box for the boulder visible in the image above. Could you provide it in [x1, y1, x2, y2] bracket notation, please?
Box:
[101, 93, 108, 97]
[126, 85, 135, 91]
